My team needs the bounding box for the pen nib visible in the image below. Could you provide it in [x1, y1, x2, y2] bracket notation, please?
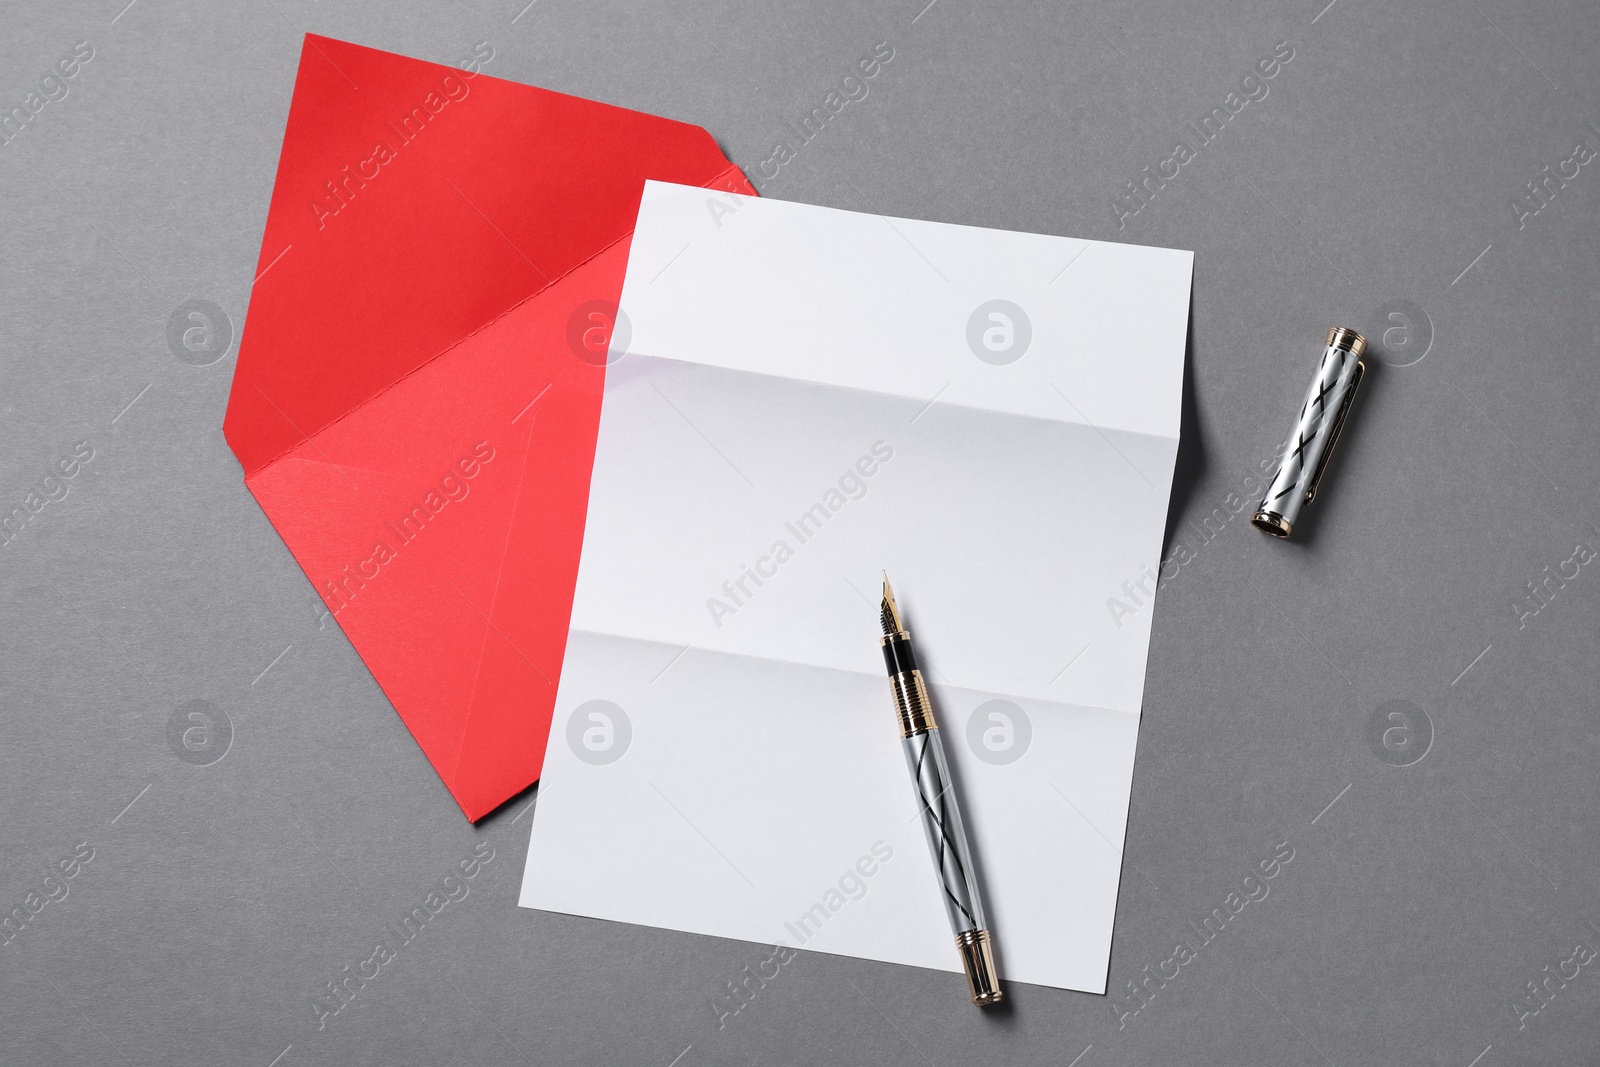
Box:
[881, 572, 905, 636]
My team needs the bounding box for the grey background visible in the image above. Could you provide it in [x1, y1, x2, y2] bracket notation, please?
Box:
[2, 0, 1597, 1064]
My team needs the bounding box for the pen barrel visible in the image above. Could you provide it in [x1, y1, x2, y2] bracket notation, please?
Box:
[901, 724, 989, 936]
[1254, 329, 1366, 537]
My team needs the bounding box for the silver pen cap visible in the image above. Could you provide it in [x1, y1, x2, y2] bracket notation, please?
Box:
[1252, 327, 1368, 539]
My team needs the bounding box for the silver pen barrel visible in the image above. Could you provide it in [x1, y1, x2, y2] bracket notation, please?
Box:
[902, 727, 987, 937]
[880, 576, 1003, 1007]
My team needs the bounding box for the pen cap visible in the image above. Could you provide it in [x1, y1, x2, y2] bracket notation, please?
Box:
[1251, 327, 1368, 539]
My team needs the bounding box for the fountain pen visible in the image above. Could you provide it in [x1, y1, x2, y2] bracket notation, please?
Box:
[880, 574, 1003, 1007]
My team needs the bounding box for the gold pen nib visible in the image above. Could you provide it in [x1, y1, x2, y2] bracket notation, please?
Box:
[881, 571, 905, 636]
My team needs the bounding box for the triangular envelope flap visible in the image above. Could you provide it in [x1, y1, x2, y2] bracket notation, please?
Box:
[224, 34, 746, 477]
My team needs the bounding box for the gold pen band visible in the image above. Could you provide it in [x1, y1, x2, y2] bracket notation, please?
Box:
[1250, 510, 1292, 538]
[1325, 325, 1367, 356]
[888, 667, 937, 736]
[955, 929, 1004, 1005]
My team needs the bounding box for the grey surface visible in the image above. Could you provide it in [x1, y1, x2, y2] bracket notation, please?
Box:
[2, 0, 1597, 1064]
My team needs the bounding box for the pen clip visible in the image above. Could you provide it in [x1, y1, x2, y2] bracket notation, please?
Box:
[1304, 359, 1364, 506]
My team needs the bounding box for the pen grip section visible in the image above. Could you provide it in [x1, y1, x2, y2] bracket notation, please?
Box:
[881, 632, 918, 675]
[902, 728, 988, 936]
[888, 668, 937, 736]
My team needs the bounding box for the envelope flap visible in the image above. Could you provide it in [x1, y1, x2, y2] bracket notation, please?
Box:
[224, 36, 747, 476]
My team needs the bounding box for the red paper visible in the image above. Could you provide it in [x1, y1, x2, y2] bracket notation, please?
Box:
[224, 35, 753, 820]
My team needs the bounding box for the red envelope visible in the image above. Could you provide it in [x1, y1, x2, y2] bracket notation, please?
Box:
[224, 35, 753, 820]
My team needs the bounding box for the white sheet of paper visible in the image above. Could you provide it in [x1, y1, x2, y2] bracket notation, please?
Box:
[519, 181, 1192, 994]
